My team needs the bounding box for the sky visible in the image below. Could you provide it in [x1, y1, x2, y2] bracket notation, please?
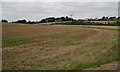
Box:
[1, 0, 119, 2]
[1, 2, 118, 22]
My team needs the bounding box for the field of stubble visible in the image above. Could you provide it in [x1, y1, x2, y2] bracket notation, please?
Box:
[2, 23, 119, 70]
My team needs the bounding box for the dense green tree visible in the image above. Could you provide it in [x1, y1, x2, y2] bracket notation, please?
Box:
[102, 16, 107, 20]
[39, 19, 46, 23]
[109, 17, 116, 20]
[2, 19, 8, 22]
[16, 19, 27, 23]
[118, 16, 120, 19]
[39, 16, 74, 23]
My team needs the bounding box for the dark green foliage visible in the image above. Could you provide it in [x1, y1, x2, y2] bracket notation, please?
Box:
[39, 16, 73, 23]
[109, 17, 116, 20]
[118, 16, 120, 19]
[12, 19, 37, 24]
[15, 19, 27, 23]
[52, 21, 119, 26]
[101, 16, 108, 21]
[27, 21, 36, 24]
[39, 19, 46, 23]
[88, 16, 118, 21]
[2, 19, 8, 22]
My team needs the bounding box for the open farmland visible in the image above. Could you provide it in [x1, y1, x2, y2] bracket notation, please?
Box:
[84, 21, 117, 24]
[38, 21, 72, 25]
[2, 23, 119, 70]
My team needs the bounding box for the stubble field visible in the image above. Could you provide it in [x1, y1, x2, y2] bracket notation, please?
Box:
[2, 23, 119, 70]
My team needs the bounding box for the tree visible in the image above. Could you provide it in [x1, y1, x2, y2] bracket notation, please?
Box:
[2, 19, 8, 22]
[101, 16, 109, 21]
[55, 18, 60, 21]
[60, 17, 65, 21]
[106, 17, 108, 20]
[118, 16, 120, 19]
[109, 17, 116, 20]
[16, 19, 27, 23]
[39, 19, 46, 23]
[27, 21, 31, 24]
[102, 16, 106, 20]
[39, 16, 74, 23]
[46, 17, 55, 22]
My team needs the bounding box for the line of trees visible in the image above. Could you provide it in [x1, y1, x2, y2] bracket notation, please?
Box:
[87, 16, 120, 21]
[99, 16, 119, 21]
[1, 16, 120, 24]
[1, 16, 74, 24]
[53, 20, 120, 26]
[39, 16, 73, 23]
[12, 19, 37, 24]
[1, 20, 8, 22]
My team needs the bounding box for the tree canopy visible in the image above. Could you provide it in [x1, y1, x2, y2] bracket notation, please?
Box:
[2, 19, 8, 22]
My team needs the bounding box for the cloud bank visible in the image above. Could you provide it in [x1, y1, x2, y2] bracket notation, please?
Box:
[2, 2, 118, 21]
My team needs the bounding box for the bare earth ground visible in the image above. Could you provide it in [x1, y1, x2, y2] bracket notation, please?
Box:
[2, 23, 119, 70]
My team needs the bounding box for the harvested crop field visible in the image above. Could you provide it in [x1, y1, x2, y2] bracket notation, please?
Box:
[2, 23, 119, 70]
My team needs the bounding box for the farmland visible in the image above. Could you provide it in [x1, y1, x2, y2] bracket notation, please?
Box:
[2, 22, 119, 70]
[84, 21, 117, 24]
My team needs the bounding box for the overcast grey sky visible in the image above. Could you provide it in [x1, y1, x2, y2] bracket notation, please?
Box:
[2, 2, 118, 21]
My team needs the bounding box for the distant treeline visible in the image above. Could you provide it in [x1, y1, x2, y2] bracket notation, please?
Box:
[1, 16, 120, 24]
[1, 16, 73, 24]
[40, 16, 73, 23]
[52, 21, 120, 26]
[89, 16, 120, 21]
